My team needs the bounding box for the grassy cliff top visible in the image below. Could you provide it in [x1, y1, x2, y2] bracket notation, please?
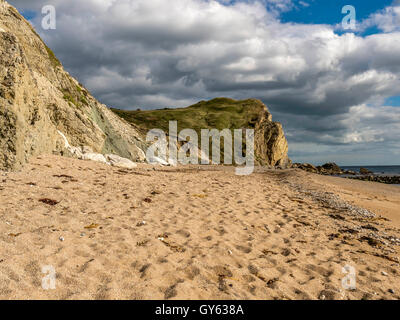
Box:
[111, 98, 270, 134]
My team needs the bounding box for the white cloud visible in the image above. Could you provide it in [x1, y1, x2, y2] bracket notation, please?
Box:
[361, 5, 400, 33]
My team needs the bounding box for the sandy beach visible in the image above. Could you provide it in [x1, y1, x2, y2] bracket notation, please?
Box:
[0, 155, 399, 300]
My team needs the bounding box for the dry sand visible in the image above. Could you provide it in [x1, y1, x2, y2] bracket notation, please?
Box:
[0, 155, 399, 300]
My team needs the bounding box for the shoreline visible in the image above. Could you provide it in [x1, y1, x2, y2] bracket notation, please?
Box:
[303, 172, 400, 228]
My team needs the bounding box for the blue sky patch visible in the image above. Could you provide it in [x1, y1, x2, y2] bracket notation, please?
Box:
[384, 96, 400, 106]
[281, 0, 393, 25]
[20, 10, 36, 21]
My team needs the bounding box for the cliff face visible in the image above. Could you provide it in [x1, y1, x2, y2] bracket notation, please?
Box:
[0, 1, 290, 170]
[0, 0, 146, 170]
[113, 98, 291, 167]
[254, 107, 290, 167]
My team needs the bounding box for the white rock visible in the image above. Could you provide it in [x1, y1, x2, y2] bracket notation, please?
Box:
[57, 130, 71, 149]
[147, 156, 170, 166]
[80, 152, 108, 164]
[106, 154, 137, 169]
[57, 130, 83, 158]
[79, 146, 94, 154]
[168, 158, 178, 166]
[58, 131, 135, 167]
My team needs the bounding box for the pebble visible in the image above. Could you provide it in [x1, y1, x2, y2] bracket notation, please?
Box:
[59, 236, 65, 242]
[381, 271, 388, 276]
[389, 289, 395, 294]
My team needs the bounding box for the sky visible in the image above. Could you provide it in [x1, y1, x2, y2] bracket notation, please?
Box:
[8, 0, 400, 165]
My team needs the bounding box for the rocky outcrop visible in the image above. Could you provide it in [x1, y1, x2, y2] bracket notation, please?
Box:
[293, 162, 357, 176]
[321, 163, 343, 174]
[293, 162, 400, 185]
[0, 1, 146, 170]
[253, 104, 290, 167]
[113, 98, 291, 168]
[292, 163, 319, 173]
[360, 167, 373, 175]
[346, 175, 400, 184]
[105, 154, 137, 169]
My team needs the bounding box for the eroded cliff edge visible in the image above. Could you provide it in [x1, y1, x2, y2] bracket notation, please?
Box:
[0, 0, 146, 170]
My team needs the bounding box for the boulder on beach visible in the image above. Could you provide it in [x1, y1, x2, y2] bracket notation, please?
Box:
[81, 153, 109, 164]
[292, 163, 318, 173]
[321, 163, 343, 174]
[360, 167, 373, 175]
[294, 162, 346, 176]
[106, 154, 137, 169]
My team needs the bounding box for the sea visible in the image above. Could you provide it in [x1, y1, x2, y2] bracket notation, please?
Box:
[341, 165, 400, 176]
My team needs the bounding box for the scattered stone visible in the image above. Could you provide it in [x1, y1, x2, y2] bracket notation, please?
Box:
[293, 162, 344, 175]
[318, 290, 337, 300]
[106, 154, 137, 169]
[329, 214, 345, 220]
[80, 152, 108, 164]
[137, 240, 149, 247]
[59, 236, 65, 242]
[293, 163, 399, 185]
[362, 225, 379, 232]
[147, 156, 170, 166]
[321, 162, 343, 174]
[84, 223, 99, 230]
[360, 167, 373, 175]
[39, 198, 59, 206]
[381, 271, 388, 276]
[164, 285, 178, 299]
[346, 175, 400, 185]
[292, 163, 318, 173]
[266, 277, 279, 289]
[359, 236, 381, 247]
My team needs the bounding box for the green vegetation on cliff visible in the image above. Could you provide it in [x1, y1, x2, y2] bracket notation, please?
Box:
[111, 98, 290, 167]
[111, 98, 267, 135]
